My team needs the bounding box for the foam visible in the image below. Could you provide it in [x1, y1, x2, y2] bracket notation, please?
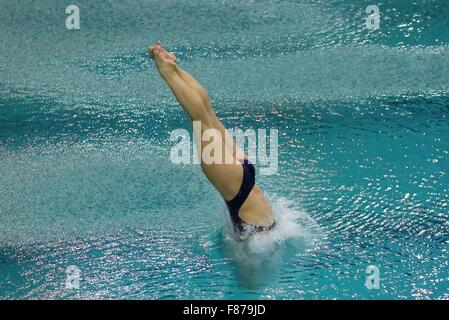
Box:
[221, 195, 323, 288]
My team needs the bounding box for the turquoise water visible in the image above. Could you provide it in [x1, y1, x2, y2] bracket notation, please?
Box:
[1, 0, 449, 299]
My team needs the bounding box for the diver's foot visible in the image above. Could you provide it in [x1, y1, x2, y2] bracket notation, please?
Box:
[149, 41, 177, 63]
[149, 41, 177, 75]
[148, 40, 160, 59]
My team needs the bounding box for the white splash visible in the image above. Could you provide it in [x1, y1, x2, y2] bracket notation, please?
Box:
[222, 195, 323, 267]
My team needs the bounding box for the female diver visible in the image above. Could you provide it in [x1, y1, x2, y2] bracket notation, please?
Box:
[148, 41, 275, 239]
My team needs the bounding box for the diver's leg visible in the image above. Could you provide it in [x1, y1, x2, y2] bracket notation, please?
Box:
[153, 44, 248, 160]
[175, 66, 248, 161]
[209, 113, 248, 161]
[150, 44, 244, 200]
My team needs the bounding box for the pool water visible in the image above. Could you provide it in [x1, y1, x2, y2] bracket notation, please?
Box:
[1, 0, 449, 299]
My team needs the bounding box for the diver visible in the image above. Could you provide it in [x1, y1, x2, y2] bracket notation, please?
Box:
[148, 41, 275, 240]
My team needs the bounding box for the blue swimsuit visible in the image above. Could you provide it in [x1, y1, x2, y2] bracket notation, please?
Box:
[225, 160, 275, 238]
